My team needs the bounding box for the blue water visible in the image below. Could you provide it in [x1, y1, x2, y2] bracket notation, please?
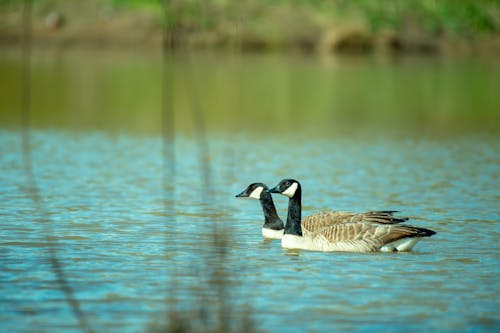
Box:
[1, 129, 499, 332]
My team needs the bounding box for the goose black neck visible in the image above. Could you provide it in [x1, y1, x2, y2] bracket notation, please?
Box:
[284, 188, 302, 236]
[260, 191, 284, 230]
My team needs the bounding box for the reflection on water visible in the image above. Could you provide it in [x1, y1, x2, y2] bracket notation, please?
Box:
[0, 49, 499, 332]
[0, 49, 499, 136]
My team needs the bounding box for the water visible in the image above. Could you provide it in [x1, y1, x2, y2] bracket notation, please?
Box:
[0, 50, 499, 332]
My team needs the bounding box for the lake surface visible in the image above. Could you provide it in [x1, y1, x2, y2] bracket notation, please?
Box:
[0, 49, 499, 332]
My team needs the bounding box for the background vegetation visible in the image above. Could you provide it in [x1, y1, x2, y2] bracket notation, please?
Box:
[1, 0, 499, 53]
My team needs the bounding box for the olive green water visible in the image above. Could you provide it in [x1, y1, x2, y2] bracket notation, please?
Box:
[0, 49, 499, 332]
[1, 49, 498, 136]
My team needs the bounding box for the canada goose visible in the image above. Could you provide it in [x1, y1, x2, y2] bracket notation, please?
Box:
[236, 183, 409, 239]
[268, 179, 436, 252]
[235, 183, 284, 239]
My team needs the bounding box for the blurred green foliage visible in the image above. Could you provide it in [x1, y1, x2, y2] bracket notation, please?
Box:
[2, 0, 499, 37]
[348, 0, 499, 36]
[113, 0, 499, 36]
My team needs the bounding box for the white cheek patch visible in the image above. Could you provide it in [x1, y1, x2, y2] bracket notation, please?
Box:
[282, 182, 298, 198]
[249, 186, 264, 199]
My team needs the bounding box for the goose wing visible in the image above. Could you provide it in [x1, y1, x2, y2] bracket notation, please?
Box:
[351, 211, 409, 224]
[301, 210, 408, 234]
[312, 222, 434, 252]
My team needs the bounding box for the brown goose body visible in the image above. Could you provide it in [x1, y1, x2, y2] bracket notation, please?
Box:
[301, 210, 408, 236]
[296, 222, 435, 252]
[269, 179, 436, 253]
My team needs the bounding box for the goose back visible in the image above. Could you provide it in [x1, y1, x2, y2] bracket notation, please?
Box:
[301, 210, 408, 235]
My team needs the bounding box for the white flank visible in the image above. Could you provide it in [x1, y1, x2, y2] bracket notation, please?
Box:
[249, 186, 264, 199]
[282, 234, 366, 252]
[262, 228, 284, 239]
[380, 237, 422, 252]
[282, 232, 424, 253]
[281, 235, 310, 250]
[282, 182, 298, 198]
[281, 234, 310, 249]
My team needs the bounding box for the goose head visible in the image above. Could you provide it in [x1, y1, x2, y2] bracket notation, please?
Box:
[235, 182, 268, 200]
[268, 179, 300, 198]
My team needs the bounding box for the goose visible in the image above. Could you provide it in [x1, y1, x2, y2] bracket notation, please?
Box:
[236, 183, 409, 240]
[235, 183, 285, 239]
[268, 179, 436, 252]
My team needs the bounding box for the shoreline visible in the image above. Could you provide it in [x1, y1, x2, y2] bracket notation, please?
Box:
[1, 2, 499, 56]
[2, 23, 500, 57]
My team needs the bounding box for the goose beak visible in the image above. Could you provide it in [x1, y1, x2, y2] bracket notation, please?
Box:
[235, 190, 248, 198]
[267, 186, 280, 194]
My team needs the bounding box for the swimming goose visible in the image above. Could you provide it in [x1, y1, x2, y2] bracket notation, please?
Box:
[235, 183, 284, 239]
[268, 179, 436, 252]
[236, 183, 409, 239]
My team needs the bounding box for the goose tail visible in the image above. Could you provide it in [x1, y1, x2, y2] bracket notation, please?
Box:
[381, 226, 436, 252]
[413, 226, 436, 237]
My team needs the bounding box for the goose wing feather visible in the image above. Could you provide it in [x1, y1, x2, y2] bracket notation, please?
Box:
[301, 210, 408, 234]
[353, 211, 409, 224]
[312, 223, 433, 252]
